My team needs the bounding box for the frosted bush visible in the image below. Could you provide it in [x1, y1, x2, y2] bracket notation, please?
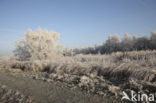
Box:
[14, 28, 65, 61]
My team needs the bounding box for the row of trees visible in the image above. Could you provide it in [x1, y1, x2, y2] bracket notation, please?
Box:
[72, 31, 156, 55]
[14, 29, 156, 61]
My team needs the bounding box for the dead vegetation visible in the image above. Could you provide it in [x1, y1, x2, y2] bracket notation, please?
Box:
[0, 50, 156, 99]
[0, 83, 32, 103]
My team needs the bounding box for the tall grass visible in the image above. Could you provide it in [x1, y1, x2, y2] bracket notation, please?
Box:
[0, 50, 156, 97]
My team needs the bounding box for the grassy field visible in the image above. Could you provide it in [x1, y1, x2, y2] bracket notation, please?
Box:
[0, 50, 156, 102]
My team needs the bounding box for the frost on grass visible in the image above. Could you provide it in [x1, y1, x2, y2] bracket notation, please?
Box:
[5, 50, 156, 99]
[0, 83, 32, 103]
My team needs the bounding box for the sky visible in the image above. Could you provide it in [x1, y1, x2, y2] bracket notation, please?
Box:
[0, 0, 156, 56]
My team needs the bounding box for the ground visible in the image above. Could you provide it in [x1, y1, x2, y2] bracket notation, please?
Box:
[0, 68, 120, 103]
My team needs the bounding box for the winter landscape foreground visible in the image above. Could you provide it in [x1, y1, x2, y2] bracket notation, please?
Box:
[0, 29, 156, 103]
[0, 50, 156, 103]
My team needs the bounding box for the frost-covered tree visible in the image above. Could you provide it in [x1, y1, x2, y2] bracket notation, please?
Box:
[150, 31, 156, 49]
[134, 36, 150, 50]
[104, 34, 121, 53]
[121, 33, 133, 51]
[14, 28, 64, 61]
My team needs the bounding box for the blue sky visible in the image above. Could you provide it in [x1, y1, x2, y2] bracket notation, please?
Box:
[0, 0, 156, 56]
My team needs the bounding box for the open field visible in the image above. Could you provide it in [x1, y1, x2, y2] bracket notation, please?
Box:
[0, 50, 156, 102]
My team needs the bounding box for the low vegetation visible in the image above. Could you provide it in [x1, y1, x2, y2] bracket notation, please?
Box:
[0, 83, 32, 103]
[1, 50, 156, 101]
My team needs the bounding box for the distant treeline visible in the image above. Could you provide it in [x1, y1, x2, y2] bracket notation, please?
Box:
[72, 31, 156, 55]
